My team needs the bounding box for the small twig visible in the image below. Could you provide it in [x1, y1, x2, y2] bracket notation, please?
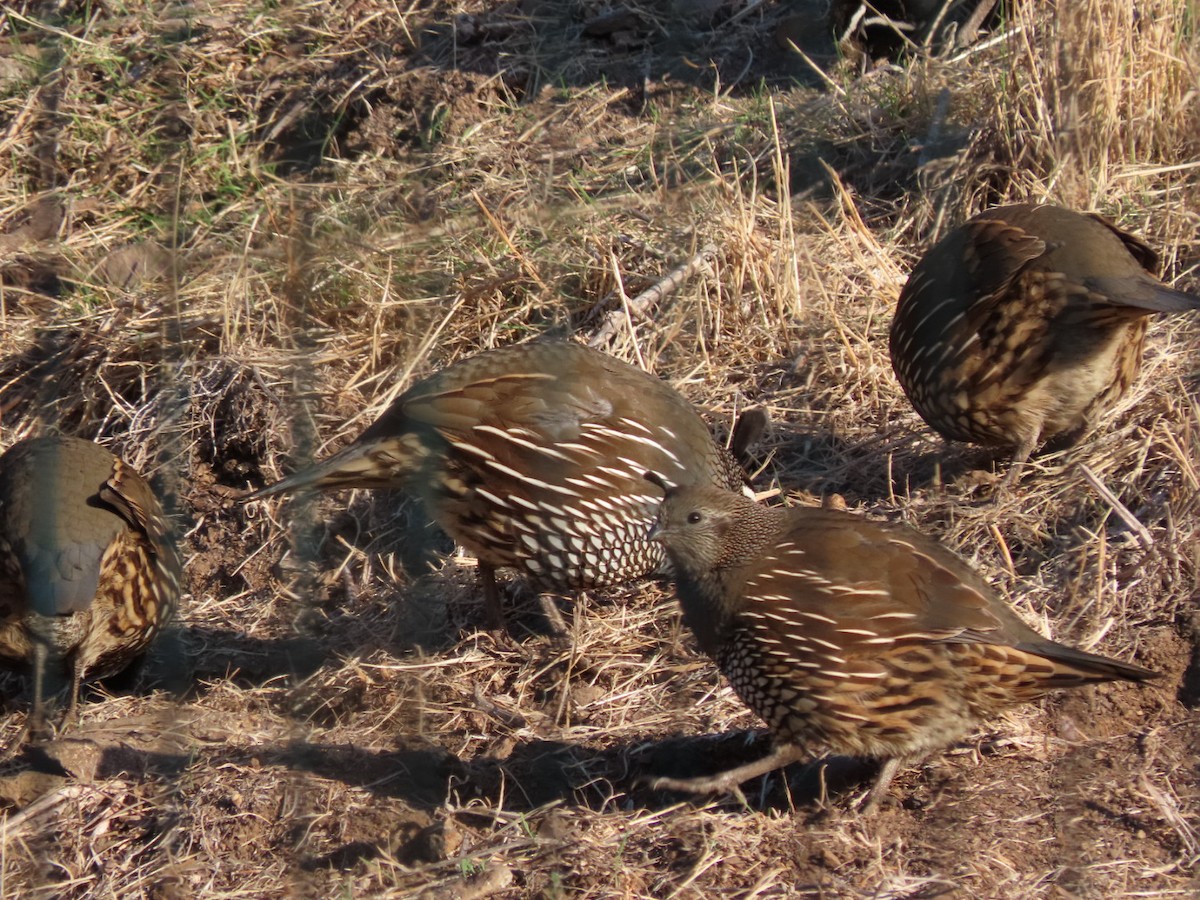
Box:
[918, 88, 952, 169]
[1078, 463, 1154, 548]
[607, 250, 644, 369]
[956, 0, 999, 48]
[987, 523, 1017, 579]
[780, 41, 846, 98]
[945, 22, 1025, 63]
[923, 0, 957, 51]
[472, 685, 528, 730]
[1, 783, 89, 837]
[587, 243, 719, 349]
[418, 865, 514, 900]
[727, 0, 768, 27]
[471, 191, 548, 292]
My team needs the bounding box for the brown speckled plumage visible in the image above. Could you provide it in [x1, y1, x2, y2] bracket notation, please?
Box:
[0, 435, 181, 727]
[890, 204, 1200, 481]
[250, 342, 753, 624]
[649, 484, 1156, 808]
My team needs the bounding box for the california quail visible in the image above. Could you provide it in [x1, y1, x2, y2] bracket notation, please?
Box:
[0, 435, 182, 731]
[249, 342, 754, 626]
[647, 482, 1156, 809]
[890, 203, 1200, 482]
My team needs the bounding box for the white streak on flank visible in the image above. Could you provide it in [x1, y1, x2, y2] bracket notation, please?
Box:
[974, 358, 1009, 385]
[609, 428, 680, 459]
[869, 610, 919, 620]
[580, 495, 616, 513]
[596, 465, 636, 481]
[447, 438, 496, 461]
[806, 636, 845, 652]
[482, 460, 582, 496]
[795, 611, 839, 625]
[908, 294, 965, 338]
[558, 442, 602, 457]
[748, 609, 806, 624]
[830, 710, 871, 722]
[566, 474, 616, 491]
[766, 568, 828, 580]
[615, 417, 653, 435]
[748, 596, 797, 606]
[829, 586, 890, 598]
[472, 425, 572, 461]
[956, 331, 980, 352]
[473, 488, 511, 509]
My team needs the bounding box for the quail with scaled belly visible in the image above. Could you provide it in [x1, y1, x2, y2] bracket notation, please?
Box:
[0, 435, 182, 734]
[249, 342, 756, 626]
[890, 203, 1200, 482]
[647, 482, 1156, 810]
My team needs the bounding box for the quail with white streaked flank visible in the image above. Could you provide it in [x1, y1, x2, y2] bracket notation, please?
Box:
[647, 482, 1156, 810]
[890, 203, 1200, 482]
[0, 435, 182, 733]
[249, 341, 755, 626]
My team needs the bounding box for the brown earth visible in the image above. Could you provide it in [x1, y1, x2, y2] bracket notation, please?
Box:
[0, 0, 1197, 897]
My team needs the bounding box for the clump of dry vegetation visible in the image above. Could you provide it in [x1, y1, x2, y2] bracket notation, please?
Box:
[0, 0, 1197, 896]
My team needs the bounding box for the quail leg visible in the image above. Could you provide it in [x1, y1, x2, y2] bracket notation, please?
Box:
[649, 743, 908, 813]
[479, 563, 505, 631]
[29, 639, 54, 740]
[645, 742, 809, 800]
[858, 756, 903, 813]
[1001, 430, 1040, 488]
[479, 563, 570, 636]
[67, 654, 85, 725]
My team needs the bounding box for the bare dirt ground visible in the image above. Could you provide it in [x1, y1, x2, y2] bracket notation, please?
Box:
[0, 0, 1197, 897]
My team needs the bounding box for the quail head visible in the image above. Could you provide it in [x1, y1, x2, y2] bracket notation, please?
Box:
[0, 435, 182, 734]
[250, 341, 755, 626]
[890, 203, 1200, 483]
[647, 482, 1156, 809]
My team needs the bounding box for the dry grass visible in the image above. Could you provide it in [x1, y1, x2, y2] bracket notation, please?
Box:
[0, 0, 1197, 896]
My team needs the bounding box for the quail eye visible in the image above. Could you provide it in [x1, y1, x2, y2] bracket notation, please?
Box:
[687, 511, 703, 525]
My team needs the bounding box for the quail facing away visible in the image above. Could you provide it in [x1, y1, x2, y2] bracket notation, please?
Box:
[0, 435, 182, 732]
[890, 203, 1200, 482]
[249, 342, 755, 626]
[647, 482, 1156, 809]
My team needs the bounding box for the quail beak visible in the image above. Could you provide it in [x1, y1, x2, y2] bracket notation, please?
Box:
[647, 508, 676, 544]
